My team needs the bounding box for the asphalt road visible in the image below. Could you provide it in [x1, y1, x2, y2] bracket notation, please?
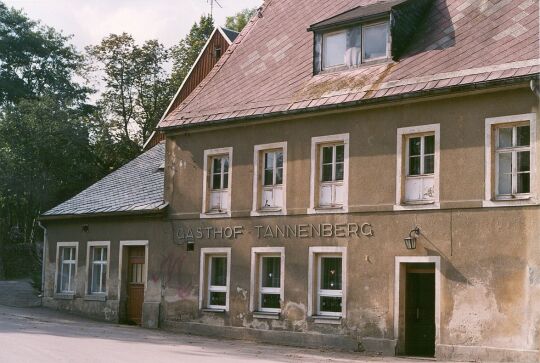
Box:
[0, 305, 444, 363]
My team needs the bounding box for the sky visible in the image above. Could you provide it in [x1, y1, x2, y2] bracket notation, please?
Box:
[4, 0, 263, 50]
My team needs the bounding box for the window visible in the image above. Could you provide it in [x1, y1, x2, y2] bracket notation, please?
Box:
[214, 46, 222, 60]
[250, 247, 285, 314]
[495, 125, 530, 197]
[89, 245, 108, 294]
[309, 134, 349, 214]
[308, 247, 347, 318]
[320, 21, 389, 71]
[252, 142, 287, 216]
[56, 243, 78, 294]
[202, 147, 233, 217]
[395, 124, 440, 210]
[485, 114, 536, 207]
[199, 248, 231, 311]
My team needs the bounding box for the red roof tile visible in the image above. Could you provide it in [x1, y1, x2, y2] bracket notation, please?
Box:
[159, 0, 539, 130]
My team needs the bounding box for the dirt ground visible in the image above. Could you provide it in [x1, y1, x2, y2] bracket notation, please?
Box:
[0, 305, 455, 363]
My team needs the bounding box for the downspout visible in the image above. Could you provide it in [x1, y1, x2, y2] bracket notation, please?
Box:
[37, 221, 47, 306]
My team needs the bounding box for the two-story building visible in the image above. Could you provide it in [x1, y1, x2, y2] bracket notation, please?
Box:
[42, 1, 539, 362]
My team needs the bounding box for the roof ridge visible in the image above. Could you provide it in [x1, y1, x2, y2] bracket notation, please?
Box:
[166, 2, 271, 122]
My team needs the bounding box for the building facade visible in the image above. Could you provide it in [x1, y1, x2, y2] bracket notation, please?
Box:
[42, 0, 540, 361]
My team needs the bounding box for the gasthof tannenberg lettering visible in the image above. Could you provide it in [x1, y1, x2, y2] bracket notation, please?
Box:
[39, 0, 540, 362]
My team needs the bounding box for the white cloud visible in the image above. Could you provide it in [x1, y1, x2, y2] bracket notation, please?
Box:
[4, 0, 263, 49]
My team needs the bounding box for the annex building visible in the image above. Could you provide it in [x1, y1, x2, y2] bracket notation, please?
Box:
[41, 1, 539, 362]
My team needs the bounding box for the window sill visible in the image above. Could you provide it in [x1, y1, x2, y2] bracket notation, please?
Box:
[312, 315, 342, 325]
[253, 311, 280, 320]
[250, 208, 285, 217]
[483, 197, 537, 208]
[393, 202, 440, 211]
[308, 206, 347, 215]
[54, 293, 75, 300]
[84, 294, 107, 302]
[200, 211, 231, 219]
[202, 308, 226, 313]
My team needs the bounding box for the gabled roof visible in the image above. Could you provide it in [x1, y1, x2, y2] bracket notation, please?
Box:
[143, 26, 239, 150]
[42, 143, 166, 218]
[158, 0, 539, 130]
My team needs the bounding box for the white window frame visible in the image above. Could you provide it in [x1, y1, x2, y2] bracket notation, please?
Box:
[55, 242, 78, 295]
[201, 147, 233, 218]
[251, 142, 287, 216]
[394, 124, 440, 211]
[249, 247, 285, 313]
[308, 133, 349, 214]
[86, 241, 110, 296]
[320, 20, 390, 72]
[199, 247, 231, 311]
[308, 246, 347, 318]
[484, 113, 537, 207]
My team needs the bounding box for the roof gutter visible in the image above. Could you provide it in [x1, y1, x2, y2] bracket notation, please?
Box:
[39, 203, 168, 222]
[158, 74, 538, 133]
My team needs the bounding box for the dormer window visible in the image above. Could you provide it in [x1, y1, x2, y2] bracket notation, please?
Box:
[309, 0, 435, 74]
[320, 21, 389, 71]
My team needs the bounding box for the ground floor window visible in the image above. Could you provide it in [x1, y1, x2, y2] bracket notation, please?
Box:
[308, 246, 347, 318]
[200, 248, 231, 311]
[250, 247, 285, 313]
[56, 242, 78, 294]
[87, 242, 109, 295]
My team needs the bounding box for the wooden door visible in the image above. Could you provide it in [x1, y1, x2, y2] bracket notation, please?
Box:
[127, 246, 145, 325]
[405, 272, 435, 357]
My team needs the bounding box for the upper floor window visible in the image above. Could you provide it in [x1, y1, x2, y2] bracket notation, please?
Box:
[495, 124, 530, 197]
[202, 147, 232, 218]
[484, 114, 536, 207]
[395, 124, 440, 210]
[309, 134, 349, 214]
[320, 21, 389, 71]
[252, 142, 287, 216]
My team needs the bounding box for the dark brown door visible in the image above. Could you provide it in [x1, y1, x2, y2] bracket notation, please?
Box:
[405, 271, 435, 357]
[127, 246, 145, 325]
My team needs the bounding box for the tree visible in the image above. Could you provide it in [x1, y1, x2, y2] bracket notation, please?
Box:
[87, 33, 174, 149]
[224, 8, 257, 32]
[0, 2, 88, 106]
[170, 15, 214, 90]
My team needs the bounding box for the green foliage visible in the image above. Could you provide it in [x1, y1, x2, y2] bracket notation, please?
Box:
[87, 33, 174, 148]
[170, 15, 214, 90]
[0, 2, 88, 106]
[225, 8, 257, 32]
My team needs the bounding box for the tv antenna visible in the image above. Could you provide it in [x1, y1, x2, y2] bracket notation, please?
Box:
[207, 0, 222, 19]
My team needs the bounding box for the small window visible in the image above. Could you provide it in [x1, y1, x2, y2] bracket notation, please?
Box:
[405, 134, 435, 203]
[319, 143, 345, 207]
[259, 255, 281, 312]
[58, 246, 76, 293]
[317, 256, 343, 316]
[202, 147, 232, 217]
[308, 247, 346, 318]
[208, 256, 227, 308]
[320, 21, 389, 71]
[495, 124, 531, 198]
[252, 143, 287, 216]
[214, 46, 222, 60]
[89, 246, 108, 294]
[309, 134, 349, 214]
[395, 124, 440, 210]
[200, 248, 231, 311]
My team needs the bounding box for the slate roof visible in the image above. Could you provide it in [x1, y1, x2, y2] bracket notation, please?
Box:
[220, 27, 239, 42]
[158, 0, 540, 130]
[43, 143, 166, 218]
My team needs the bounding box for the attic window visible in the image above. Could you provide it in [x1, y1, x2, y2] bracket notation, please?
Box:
[320, 20, 389, 71]
[214, 46, 222, 60]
